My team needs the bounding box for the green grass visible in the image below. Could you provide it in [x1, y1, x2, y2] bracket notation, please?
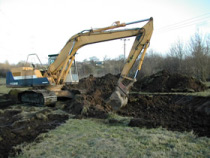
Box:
[0, 78, 5, 85]
[0, 78, 10, 94]
[16, 118, 210, 158]
[205, 82, 210, 87]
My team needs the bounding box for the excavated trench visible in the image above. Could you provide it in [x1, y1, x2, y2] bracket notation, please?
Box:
[0, 71, 210, 157]
[120, 94, 210, 137]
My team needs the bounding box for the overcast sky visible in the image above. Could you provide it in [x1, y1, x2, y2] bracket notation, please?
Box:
[0, 0, 210, 64]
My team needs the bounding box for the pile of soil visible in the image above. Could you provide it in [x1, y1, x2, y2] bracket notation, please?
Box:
[62, 73, 119, 118]
[118, 94, 210, 137]
[69, 73, 119, 99]
[132, 70, 207, 92]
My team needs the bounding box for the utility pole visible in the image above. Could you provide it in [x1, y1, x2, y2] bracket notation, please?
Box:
[121, 38, 130, 62]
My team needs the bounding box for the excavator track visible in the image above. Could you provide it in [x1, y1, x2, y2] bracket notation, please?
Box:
[18, 90, 57, 105]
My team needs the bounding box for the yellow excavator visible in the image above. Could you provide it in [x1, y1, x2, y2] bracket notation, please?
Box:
[6, 17, 153, 110]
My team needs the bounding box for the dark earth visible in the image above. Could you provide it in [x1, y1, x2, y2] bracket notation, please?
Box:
[0, 70, 210, 157]
[132, 70, 207, 92]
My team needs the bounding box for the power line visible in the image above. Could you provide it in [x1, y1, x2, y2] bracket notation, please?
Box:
[157, 19, 210, 33]
[156, 13, 210, 33]
[158, 17, 210, 32]
[157, 12, 210, 31]
[165, 20, 209, 33]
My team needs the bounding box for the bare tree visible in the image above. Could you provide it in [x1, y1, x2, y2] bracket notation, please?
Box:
[204, 34, 210, 80]
[188, 32, 208, 81]
[141, 50, 163, 76]
[167, 39, 185, 73]
[114, 54, 124, 74]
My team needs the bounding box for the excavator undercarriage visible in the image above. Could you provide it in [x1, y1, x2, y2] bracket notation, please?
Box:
[18, 90, 57, 105]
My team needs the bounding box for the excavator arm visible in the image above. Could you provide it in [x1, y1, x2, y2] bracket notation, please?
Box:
[109, 19, 153, 110]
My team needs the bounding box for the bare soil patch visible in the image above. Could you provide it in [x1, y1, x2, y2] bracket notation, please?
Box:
[119, 94, 210, 137]
[132, 70, 207, 92]
[0, 96, 68, 158]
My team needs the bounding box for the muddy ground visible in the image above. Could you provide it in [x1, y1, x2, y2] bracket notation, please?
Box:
[133, 70, 207, 92]
[120, 94, 210, 137]
[0, 96, 69, 158]
[0, 71, 210, 157]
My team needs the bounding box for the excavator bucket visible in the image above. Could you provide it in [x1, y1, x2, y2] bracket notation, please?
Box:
[107, 77, 135, 111]
[107, 87, 128, 111]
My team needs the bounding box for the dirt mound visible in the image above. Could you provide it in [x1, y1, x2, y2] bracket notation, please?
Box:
[118, 94, 210, 137]
[62, 73, 119, 118]
[132, 70, 207, 92]
[69, 73, 119, 98]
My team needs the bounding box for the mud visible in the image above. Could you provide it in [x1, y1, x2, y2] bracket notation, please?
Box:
[68, 73, 119, 99]
[119, 94, 210, 137]
[133, 70, 207, 92]
[63, 73, 119, 118]
[0, 71, 210, 157]
[0, 97, 69, 158]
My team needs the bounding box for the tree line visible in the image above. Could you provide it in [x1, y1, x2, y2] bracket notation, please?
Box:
[77, 32, 210, 81]
[143, 32, 210, 81]
[0, 32, 209, 81]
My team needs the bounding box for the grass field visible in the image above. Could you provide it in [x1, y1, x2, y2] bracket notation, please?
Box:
[205, 82, 210, 87]
[0, 78, 10, 94]
[16, 117, 210, 158]
[0, 78, 5, 85]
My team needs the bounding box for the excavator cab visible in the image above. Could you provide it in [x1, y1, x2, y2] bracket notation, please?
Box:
[48, 54, 79, 84]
